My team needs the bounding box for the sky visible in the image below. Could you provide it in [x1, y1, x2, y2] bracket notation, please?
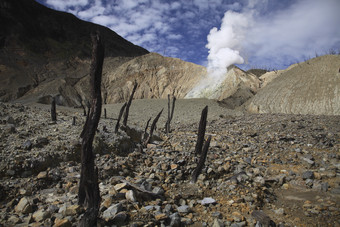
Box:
[36, 0, 340, 71]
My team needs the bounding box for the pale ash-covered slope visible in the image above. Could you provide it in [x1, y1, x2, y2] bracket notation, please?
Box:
[246, 55, 340, 115]
[101, 53, 207, 103]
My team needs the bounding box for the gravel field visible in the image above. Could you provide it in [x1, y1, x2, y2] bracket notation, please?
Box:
[0, 99, 339, 226]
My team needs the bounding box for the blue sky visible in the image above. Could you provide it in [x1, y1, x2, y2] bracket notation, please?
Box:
[36, 0, 340, 71]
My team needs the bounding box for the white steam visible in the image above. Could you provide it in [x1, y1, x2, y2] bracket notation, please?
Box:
[186, 11, 249, 98]
[187, 0, 340, 99]
[206, 11, 248, 77]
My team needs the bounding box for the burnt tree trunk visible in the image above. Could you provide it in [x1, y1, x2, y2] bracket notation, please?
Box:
[195, 106, 208, 154]
[142, 117, 152, 141]
[104, 108, 107, 119]
[143, 109, 163, 147]
[51, 97, 57, 122]
[81, 104, 87, 116]
[165, 95, 176, 134]
[115, 102, 127, 133]
[191, 135, 211, 183]
[123, 82, 138, 127]
[78, 32, 104, 227]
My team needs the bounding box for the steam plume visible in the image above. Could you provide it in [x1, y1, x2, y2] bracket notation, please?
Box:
[186, 0, 340, 99]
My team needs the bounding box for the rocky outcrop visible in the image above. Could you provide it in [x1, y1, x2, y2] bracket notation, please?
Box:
[185, 66, 261, 108]
[246, 55, 340, 115]
[102, 53, 206, 103]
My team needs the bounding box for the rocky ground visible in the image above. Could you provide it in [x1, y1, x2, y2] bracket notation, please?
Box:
[0, 99, 339, 227]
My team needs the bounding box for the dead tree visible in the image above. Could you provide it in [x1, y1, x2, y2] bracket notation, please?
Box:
[195, 106, 208, 154]
[142, 117, 152, 141]
[104, 108, 107, 119]
[143, 109, 163, 147]
[51, 97, 57, 122]
[72, 116, 76, 126]
[191, 135, 211, 183]
[78, 32, 104, 227]
[123, 82, 138, 127]
[81, 104, 87, 116]
[115, 102, 127, 133]
[165, 94, 176, 134]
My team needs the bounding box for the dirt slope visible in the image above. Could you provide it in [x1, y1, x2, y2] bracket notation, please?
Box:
[246, 55, 340, 115]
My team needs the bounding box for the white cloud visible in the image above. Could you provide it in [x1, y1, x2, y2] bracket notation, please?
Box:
[168, 34, 182, 40]
[205, 0, 340, 71]
[45, 0, 88, 11]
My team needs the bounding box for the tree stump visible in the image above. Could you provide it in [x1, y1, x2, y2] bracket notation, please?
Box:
[78, 32, 104, 227]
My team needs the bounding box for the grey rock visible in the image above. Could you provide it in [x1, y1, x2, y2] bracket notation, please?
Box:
[6, 116, 16, 124]
[213, 218, 224, 227]
[302, 171, 314, 180]
[321, 182, 329, 192]
[170, 212, 181, 227]
[35, 137, 49, 148]
[5, 124, 16, 133]
[112, 211, 127, 224]
[201, 197, 216, 205]
[177, 205, 190, 213]
[23, 140, 32, 150]
[102, 203, 123, 221]
[125, 190, 137, 202]
[152, 186, 165, 195]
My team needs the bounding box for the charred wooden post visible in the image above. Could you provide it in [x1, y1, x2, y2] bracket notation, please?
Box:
[165, 94, 170, 133]
[115, 102, 127, 133]
[81, 104, 87, 116]
[142, 117, 152, 142]
[78, 32, 104, 227]
[195, 106, 208, 154]
[123, 82, 138, 127]
[72, 116, 76, 126]
[104, 108, 107, 119]
[191, 135, 211, 183]
[165, 95, 176, 134]
[51, 97, 57, 122]
[143, 109, 163, 147]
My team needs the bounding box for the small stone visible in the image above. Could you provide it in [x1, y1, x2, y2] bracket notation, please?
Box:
[6, 116, 15, 124]
[282, 183, 289, 189]
[302, 171, 314, 180]
[125, 190, 137, 202]
[155, 213, 168, 220]
[23, 140, 33, 150]
[64, 205, 82, 216]
[152, 186, 164, 195]
[35, 137, 49, 148]
[15, 197, 33, 214]
[54, 218, 72, 227]
[112, 212, 127, 224]
[213, 218, 224, 227]
[201, 197, 216, 205]
[8, 215, 21, 224]
[254, 176, 265, 186]
[33, 209, 51, 222]
[170, 213, 181, 226]
[321, 182, 329, 192]
[114, 183, 127, 191]
[274, 208, 285, 215]
[177, 205, 190, 213]
[147, 143, 157, 148]
[102, 203, 123, 221]
[5, 124, 16, 133]
[37, 171, 48, 179]
[171, 164, 178, 169]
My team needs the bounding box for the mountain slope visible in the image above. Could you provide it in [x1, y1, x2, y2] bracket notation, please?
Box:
[0, 0, 148, 103]
[246, 55, 340, 115]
